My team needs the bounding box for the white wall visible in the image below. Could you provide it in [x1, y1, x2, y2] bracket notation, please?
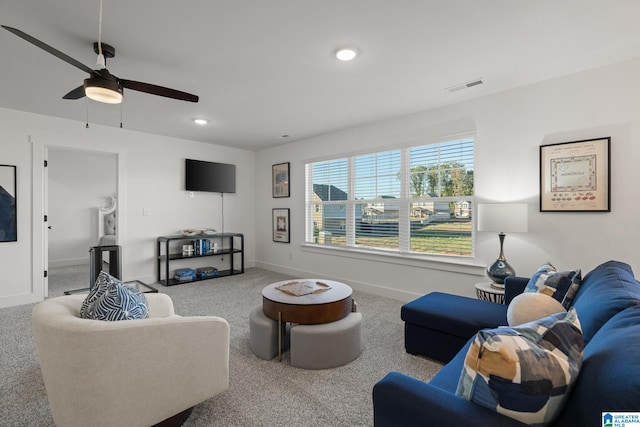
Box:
[254, 57, 640, 302]
[0, 108, 255, 308]
[48, 148, 116, 266]
[2, 56, 639, 309]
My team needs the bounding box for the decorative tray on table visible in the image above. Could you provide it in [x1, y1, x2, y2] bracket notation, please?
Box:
[276, 280, 331, 297]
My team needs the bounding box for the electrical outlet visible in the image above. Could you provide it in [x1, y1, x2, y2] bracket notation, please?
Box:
[188, 191, 194, 198]
[143, 207, 151, 216]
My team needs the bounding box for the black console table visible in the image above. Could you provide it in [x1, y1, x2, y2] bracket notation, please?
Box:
[63, 245, 122, 295]
[89, 245, 121, 289]
[156, 233, 244, 286]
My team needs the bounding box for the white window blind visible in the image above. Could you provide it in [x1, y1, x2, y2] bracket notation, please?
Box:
[305, 137, 474, 257]
[408, 139, 474, 256]
[306, 158, 349, 246]
[354, 150, 401, 250]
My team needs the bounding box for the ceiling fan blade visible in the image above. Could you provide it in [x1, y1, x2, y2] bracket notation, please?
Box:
[120, 79, 199, 102]
[63, 85, 86, 100]
[1, 25, 98, 77]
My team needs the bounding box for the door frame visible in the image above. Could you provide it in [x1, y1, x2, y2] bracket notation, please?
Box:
[31, 137, 125, 300]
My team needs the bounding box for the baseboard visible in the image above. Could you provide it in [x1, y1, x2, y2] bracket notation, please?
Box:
[253, 261, 421, 302]
[0, 292, 43, 309]
[48, 258, 87, 268]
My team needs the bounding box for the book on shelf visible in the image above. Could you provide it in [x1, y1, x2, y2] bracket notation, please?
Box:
[193, 238, 211, 256]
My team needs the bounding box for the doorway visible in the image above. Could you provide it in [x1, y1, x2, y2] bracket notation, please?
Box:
[45, 147, 117, 297]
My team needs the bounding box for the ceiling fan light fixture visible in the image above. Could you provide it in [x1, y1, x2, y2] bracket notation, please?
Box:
[84, 77, 123, 104]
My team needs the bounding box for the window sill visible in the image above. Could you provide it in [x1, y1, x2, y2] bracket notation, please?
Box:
[300, 243, 486, 276]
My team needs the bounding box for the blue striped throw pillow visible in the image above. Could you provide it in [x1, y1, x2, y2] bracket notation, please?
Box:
[80, 272, 149, 321]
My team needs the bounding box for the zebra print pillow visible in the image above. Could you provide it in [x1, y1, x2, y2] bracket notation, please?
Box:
[80, 272, 149, 321]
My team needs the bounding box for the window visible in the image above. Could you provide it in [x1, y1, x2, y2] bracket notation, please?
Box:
[305, 137, 474, 257]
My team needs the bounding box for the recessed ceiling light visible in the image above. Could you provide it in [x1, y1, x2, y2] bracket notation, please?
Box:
[192, 118, 208, 125]
[335, 48, 358, 61]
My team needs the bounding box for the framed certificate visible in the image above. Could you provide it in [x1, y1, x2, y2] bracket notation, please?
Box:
[539, 137, 610, 212]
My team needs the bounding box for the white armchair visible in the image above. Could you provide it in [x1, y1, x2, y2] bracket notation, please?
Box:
[32, 293, 229, 427]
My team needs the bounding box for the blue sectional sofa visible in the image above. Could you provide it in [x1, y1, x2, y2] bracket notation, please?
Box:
[373, 260, 640, 427]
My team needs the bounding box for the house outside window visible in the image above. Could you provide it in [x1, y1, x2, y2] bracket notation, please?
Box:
[305, 137, 474, 257]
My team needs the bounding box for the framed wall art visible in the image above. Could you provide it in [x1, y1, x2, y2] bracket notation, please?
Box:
[272, 162, 290, 198]
[272, 208, 290, 243]
[539, 137, 610, 212]
[0, 164, 17, 242]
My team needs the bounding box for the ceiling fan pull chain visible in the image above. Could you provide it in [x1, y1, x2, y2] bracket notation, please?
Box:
[85, 100, 90, 129]
[120, 102, 123, 128]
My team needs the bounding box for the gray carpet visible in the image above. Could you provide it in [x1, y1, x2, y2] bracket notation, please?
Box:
[0, 265, 443, 426]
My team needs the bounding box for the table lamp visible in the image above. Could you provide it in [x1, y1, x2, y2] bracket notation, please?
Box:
[477, 203, 528, 287]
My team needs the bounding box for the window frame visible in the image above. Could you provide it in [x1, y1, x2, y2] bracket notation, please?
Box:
[305, 134, 476, 260]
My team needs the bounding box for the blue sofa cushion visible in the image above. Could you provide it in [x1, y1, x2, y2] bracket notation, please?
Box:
[429, 338, 473, 392]
[571, 260, 640, 345]
[555, 305, 640, 426]
[374, 371, 530, 427]
[456, 309, 583, 426]
[525, 263, 581, 309]
[402, 292, 507, 339]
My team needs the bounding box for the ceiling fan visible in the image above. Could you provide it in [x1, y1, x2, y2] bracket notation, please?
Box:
[1, 24, 199, 105]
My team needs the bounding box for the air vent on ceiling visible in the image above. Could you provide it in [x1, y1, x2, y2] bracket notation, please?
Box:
[446, 78, 485, 93]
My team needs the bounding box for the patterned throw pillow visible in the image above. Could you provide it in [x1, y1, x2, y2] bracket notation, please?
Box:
[455, 309, 583, 426]
[80, 272, 149, 321]
[525, 263, 581, 309]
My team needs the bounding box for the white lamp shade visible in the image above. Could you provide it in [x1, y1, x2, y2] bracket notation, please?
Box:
[477, 203, 528, 233]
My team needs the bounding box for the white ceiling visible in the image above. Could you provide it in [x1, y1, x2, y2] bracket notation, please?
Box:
[2, 1, 640, 151]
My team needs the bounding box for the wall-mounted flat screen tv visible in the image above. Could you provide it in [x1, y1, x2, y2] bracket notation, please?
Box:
[185, 159, 236, 193]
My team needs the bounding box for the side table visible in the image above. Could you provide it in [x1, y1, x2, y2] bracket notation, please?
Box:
[475, 282, 505, 304]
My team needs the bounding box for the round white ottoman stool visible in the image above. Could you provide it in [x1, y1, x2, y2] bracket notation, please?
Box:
[290, 312, 362, 369]
[249, 305, 288, 360]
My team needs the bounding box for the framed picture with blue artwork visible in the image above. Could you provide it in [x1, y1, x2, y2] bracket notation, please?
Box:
[0, 164, 17, 242]
[272, 162, 290, 198]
